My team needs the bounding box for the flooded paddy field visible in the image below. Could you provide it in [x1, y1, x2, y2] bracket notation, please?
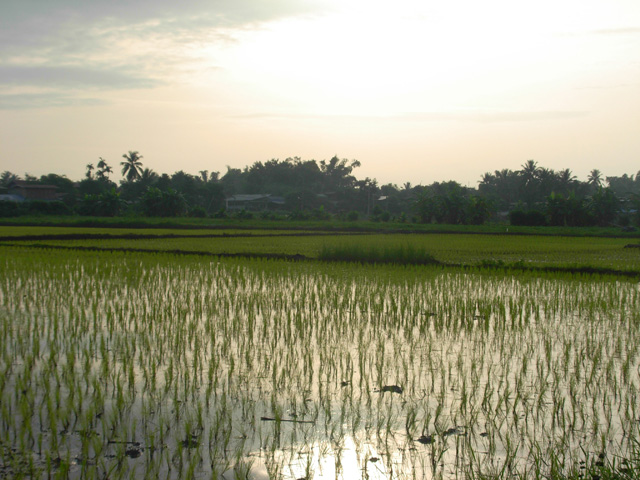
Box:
[1, 246, 639, 479]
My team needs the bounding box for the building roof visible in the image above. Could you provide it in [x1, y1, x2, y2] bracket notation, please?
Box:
[226, 194, 285, 204]
[227, 194, 272, 202]
[8, 180, 59, 190]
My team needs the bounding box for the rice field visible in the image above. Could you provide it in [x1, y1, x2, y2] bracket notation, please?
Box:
[1, 245, 639, 479]
[5, 231, 639, 273]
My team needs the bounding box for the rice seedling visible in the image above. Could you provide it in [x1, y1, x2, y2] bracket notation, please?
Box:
[0, 244, 639, 478]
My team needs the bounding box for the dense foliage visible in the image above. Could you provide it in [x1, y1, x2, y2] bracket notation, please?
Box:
[1, 156, 639, 227]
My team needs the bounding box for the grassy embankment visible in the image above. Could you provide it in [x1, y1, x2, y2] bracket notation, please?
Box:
[2, 214, 640, 237]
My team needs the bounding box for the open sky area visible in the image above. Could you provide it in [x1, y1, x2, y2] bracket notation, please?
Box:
[1, 0, 639, 187]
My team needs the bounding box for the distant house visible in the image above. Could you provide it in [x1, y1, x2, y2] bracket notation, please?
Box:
[225, 194, 285, 211]
[7, 180, 60, 201]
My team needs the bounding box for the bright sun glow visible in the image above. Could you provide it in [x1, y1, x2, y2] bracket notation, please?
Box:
[3, 0, 639, 184]
[216, 0, 606, 117]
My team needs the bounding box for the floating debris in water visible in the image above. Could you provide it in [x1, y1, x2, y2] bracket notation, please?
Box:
[380, 385, 403, 394]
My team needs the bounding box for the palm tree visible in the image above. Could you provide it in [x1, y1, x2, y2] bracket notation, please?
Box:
[121, 151, 144, 182]
[537, 167, 556, 197]
[588, 169, 603, 188]
[478, 172, 496, 197]
[96, 158, 113, 180]
[479, 172, 495, 186]
[557, 168, 576, 194]
[519, 160, 539, 186]
[519, 160, 540, 208]
[138, 168, 158, 188]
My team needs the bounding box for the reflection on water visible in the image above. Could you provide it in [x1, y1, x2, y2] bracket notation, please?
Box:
[238, 436, 387, 480]
[0, 252, 639, 478]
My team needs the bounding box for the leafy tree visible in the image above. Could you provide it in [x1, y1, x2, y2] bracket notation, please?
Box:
[537, 167, 557, 198]
[160, 188, 187, 217]
[25, 200, 71, 215]
[509, 209, 547, 226]
[140, 187, 164, 216]
[77, 177, 116, 197]
[201, 181, 225, 213]
[139, 168, 159, 187]
[465, 196, 493, 225]
[413, 182, 488, 225]
[478, 169, 519, 210]
[546, 192, 588, 226]
[413, 188, 437, 223]
[607, 174, 638, 198]
[0, 200, 22, 217]
[1, 171, 20, 187]
[97, 188, 124, 217]
[119, 168, 158, 201]
[320, 156, 360, 191]
[77, 189, 123, 216]
[356, 177, 378, 217]
[220, 166, 245, 194]
[628, 193, 640, 226]
[431, 181, 468, 224]
[588, 187, 619, 226]
[39, 174, 75, 195]
[141, 187, 186, 217]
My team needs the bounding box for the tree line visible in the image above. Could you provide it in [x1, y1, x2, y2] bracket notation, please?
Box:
[1, 153, 639, 227]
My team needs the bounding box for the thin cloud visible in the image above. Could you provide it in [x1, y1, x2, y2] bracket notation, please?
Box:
[399, 111, 589, 123]
[0, 0, 324, 111]
[559, 26, 640, 37]
[0, 93, 106, 110]
[0, 65, 159, 89]
[592, 27, 640, 35]
[230, 110, 589, 123]
[0, 0, 328, 52]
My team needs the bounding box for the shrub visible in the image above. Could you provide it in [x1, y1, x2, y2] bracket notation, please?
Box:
[0, 200, 22, 217]
[26, 200, 72, 216]
[232, 209, 253, 220]
[212, 208, 227, 219]
[189, 206, 207, 218]
[510, 209, 547, 226]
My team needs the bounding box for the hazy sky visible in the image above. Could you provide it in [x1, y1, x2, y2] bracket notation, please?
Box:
[1, 0, 639, 186]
